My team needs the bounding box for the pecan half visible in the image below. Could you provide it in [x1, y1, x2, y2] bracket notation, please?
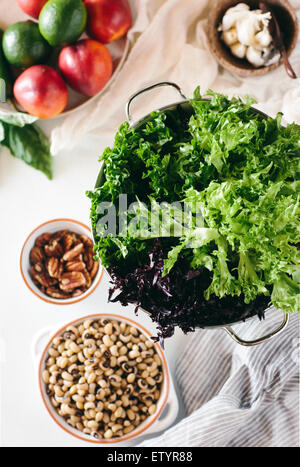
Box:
[60, 272, 86, 292]
[65, 260, 86, 272]
[35, 233, 52, 248]
[30, 267, 56, 288]
[30, 246, 44, 265]
[82, 269, 92, 289]
[90, 261, 99, 280]
[46, 287, 71, 300]
[45, 240, 64, 258]
[80, 235, 94, 249]
[62, 243, 84, 262]
[63, 233, 73, 251]
[47, 257, 63, 279]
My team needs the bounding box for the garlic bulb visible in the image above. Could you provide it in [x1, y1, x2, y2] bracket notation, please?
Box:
[254, 29, 273, 49]
[221, 3, 250, 31]
[246, 46, 265, 67]
[219, 3, 279, 69]
[231, 42, 247, 59]
[222, 28, 238, 46]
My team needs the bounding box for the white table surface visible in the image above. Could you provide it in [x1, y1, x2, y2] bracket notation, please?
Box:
[0, 117, 192, 447]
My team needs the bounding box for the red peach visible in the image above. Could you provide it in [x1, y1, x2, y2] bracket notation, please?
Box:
[17, 0, 48, 19]
[58, 39, 113, 97]
[84, 0, 132, 44]
[14, 65, 68, 119]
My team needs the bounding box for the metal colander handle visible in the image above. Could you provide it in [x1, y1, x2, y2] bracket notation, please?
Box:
[223, 311, 289, 346]
[125, 81, 187, 125]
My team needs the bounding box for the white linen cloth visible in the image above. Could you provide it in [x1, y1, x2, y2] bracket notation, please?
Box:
[138, 309, 300, 447]
[51, 0, 300, 155]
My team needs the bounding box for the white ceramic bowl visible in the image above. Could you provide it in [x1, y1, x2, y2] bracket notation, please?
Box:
[20, 218, 104, 305]
[33, 314, 179, 446]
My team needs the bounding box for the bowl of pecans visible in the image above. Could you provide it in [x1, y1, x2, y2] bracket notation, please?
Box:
[34, 314, 178, 445]
[20, 218, 104, 305]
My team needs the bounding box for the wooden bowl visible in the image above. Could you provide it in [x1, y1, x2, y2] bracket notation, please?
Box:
[207, 0, 299, 76]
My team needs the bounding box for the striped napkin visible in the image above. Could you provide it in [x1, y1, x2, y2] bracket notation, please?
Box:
[139, 309, 300, 447]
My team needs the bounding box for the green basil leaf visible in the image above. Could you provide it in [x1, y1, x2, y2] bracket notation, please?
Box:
[0, 108, 38, 127]
[1, 122, 53, 179]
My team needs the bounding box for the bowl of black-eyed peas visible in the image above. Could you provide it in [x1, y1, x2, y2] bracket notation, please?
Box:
[35, 314, 179, 445]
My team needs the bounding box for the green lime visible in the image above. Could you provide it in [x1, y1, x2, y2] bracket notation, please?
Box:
[39, 0, 87, 47]
[2, 21, 51, 68]
[0, 29, 13, 98]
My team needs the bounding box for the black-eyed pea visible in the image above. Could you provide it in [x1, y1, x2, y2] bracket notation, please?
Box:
[112, 424, 123, 434]
[46, 356, 55, 367]
[86, 394, 96, 403]
[67, 418, 76, 428]
[54, 384, 64, 397]
[95, 412, 103, 423]
[62, 371, 73, 382]
[146, 376, 156, 386]
[86, 409, 96, 419]
[104, 323, 113, 335]
[110, 356, 117, 367]
[114, 406, 125, 419]
[76, 422, 84, 431]
[58, 343, 66, 354]
[153, 354, 161, 365]
[120, 334, 131, 344]
[104, 429, 113, 439]
[96, 388, 106, 400]
[127, 373, 136, 384]
[62, 404, 76, 416]
[83, 319, 94, 330]
[84, 402, 95, 411]
[137, 363, 147, 370]
[110, 345, 119, 357]
[126, 409, 135, 421]
[51, 397, 59, 408]
[148, 404, 157, 415]
[72, 394, 84, 403]
[107, 403, 116, 412]
[150, 369, 159, 378]
[68, 363, 77, 374]
[87, 373, 96, 384]
[103, 412, 110, 424]
[69, 342, 81, 354]
[121, 395, 130, 407]
[42, 370, 50, 384]
[48, 348, 59, 358]
[123, 425, 134, 434]
[137, 378, 147, 390]
[83, 428, 91, 434]
[119, 346, 128, 356]
[109, 375, 121, 387]
[87, 420, 98, 430]
[103, 334, 113, 347]
[128, 349, 139, 359]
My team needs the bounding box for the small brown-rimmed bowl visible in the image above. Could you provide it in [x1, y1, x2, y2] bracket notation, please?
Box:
[207, 0, 299, 77]
[20, 218, 104, 306]
[33, 314, 179, 446]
